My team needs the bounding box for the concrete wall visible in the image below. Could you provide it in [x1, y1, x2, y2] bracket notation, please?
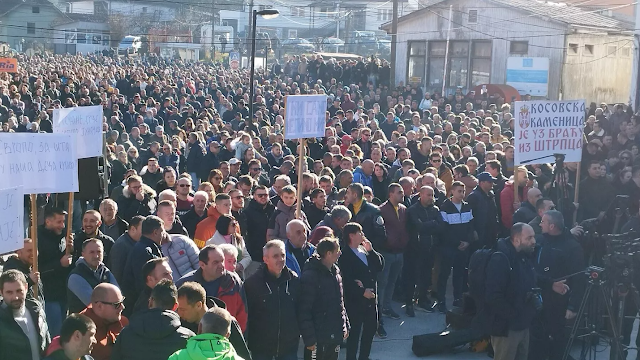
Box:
[393, 0, 569, 97]
[561, 33, 633, 104]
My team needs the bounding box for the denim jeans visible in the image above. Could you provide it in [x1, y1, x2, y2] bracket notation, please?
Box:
[189, 172, 201, 189]
[45, 301, 66, 337]
[377, 251, 403, 310]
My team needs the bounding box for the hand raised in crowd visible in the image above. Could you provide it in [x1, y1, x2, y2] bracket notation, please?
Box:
[60, 254, 73, 267]
[29, 270, 40, 284]
[565, 309, 577, 320]
[135, 190, 145, 201]
[570, 225, 584, 237]
[362, 238, 372, 252]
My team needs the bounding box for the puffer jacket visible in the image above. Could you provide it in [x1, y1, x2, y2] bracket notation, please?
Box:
[267, 200, 310, 240]
[161, 235, 200, 280]
[117, 184, 157, 222]
[168, 333, 242, 360]
[244, 264, 300, 357]
[0, 298, 50, 360]
[111, 309, 195, 360]
[298, 254, 350, 347]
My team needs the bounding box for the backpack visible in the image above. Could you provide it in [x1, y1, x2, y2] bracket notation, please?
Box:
[468, 247, 511, 306]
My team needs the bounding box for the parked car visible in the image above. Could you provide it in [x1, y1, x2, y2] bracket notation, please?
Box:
[281, 38, 315, 54]
[118, 36, 142, 55]
[321, 37, 345, 53]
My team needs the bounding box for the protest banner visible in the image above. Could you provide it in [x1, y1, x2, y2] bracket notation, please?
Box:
[53, 105, 103, 159]
[284, 95, 328, 218]
[514, 100, 585, 166]
[284, 95, 327, 140]
[0, 133, 79, 194]
[0, 186, 24, 255]
[0, 58, 18, 73]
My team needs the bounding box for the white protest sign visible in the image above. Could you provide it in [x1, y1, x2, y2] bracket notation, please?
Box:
[53, 105, 103, 159]
[284, 95, 327, 140]
[0, 133, 79, 194]
[514, 100, 585, 165]
[0, 186, 24, 255]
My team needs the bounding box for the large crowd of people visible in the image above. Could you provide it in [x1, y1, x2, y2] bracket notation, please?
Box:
[0, 52, 638, 360]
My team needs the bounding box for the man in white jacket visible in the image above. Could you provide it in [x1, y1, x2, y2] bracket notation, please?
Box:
[156, 200, 200, 278]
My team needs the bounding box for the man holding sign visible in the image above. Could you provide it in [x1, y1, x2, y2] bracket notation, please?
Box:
[38, 208, 74, 337]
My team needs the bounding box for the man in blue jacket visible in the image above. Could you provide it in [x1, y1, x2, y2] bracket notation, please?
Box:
[285, 219, 316, 276]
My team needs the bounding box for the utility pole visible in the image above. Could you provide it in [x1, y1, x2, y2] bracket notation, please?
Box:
[441, 5, 452, 97]
[631, 1, 640, 109]
[390, 0, 398, 86]
[248, 0, 254, 55]
[335, 1, 340, 38]
[211, 0, 216, 60]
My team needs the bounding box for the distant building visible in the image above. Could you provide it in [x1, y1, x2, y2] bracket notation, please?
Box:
[383, 0, 634, 104]
[0, 0, 65, 52]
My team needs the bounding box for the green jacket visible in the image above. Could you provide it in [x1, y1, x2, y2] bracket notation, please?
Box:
[169, 333, 244, 360]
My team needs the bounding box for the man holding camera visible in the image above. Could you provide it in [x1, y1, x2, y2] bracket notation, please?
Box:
[530, 210, 585, 360]
[485, 223, 570, 360]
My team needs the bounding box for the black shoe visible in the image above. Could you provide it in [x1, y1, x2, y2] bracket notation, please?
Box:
[438, 302, 448, 314]
[416, 301, 435, 313]
[376, 325, 388, 338]
[406, 304, 415, 317]
[453, 298, 463, 308]
[382, 307, 401, 320]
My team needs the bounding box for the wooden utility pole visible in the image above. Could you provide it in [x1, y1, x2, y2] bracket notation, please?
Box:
[390, 0, 398, 85]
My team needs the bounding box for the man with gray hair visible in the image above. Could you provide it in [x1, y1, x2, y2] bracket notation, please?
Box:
[169, 307, 243, 360]
[285, 219, 316, 276]
[244, 239, 301, 360]
[315, 205, 352, 240]
[99, 198, 128, 241]
[530, 210, 584, 360]
[180, 190, 209, 238]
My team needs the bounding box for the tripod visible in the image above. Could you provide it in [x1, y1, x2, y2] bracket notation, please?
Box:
[562, 268, 625, 360]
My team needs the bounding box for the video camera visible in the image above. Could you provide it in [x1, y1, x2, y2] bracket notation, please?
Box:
[603, 231, 640, 283]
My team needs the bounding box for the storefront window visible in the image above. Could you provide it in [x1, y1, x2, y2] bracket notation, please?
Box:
[422, 40, 492, 92]
[408, 42, 426, 86]
[471, 41, 491, 87]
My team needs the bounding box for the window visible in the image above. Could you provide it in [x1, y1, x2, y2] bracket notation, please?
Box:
[378, 9, 392, 21]
[621, 47, 631, 57]
[142, 7, 148, 13]
[291, 7, 305, 17]
[471, 41, 491, 87]
[584, 44, 594, 56]
[449, 41, 469, 88]
[32, 6, 40, 13]
[317, 7, 331, 18]
[510, 41, 528, 55]
[27, 22, 35, 34]
[408, 42, 426, 85]
[428, 41, 446, 87]
[568, 43, 579, 55]
[468, 9, 478, 24]
[607, 45, 617, 57]
[288, 29, 297, 39]
[77, 29, 87, 44]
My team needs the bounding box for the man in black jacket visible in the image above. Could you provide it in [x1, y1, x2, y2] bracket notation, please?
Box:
[73, 210, 115, 267]
[245, 240, 300, 360]
[485, 223, 569, 360]
[111, 279, 195, 360]
[298, 238, 350, 360]
[344, 183, 386, 254]
[513, 188, 541, 225]
[467, 172, 499, 248]
[305, 188, 330, 229]
[0, 270, 51, 360]
[530, 211, 585, 360]
[3, 238, 44, 305]
[38, 207, 74, 337]
[176, 282, 251, 360]
[405, 186, 445, 315]
[339, 223, 384, 360]
[243, 185, 275, 279]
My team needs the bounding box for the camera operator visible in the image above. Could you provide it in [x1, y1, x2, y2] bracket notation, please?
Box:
[530, 210, 585, 360]
[485, 223, 570, 360]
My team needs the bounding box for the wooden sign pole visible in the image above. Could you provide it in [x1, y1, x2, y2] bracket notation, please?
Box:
[296, 138, 306, 219]
[66, 193, 74, 256]
[30, 194, 38, 299]
[514, 167, 519, 214]
[572, 162, 581, 225]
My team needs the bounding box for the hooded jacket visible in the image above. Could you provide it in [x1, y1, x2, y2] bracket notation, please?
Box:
[67, 258, 118, 314]
[244, 264, 300, 357]
[117, 184, 157, 222]
[168, 333, 244, 360]
[193, 206, 224, 249]
[298, 254, 350, 347]
[162, 235, 200, 280]
[0, 299, 50, 360]
[111, 309, 195, 360]
[267, 200, 310, 241]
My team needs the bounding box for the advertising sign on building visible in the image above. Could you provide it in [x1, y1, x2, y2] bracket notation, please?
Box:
[506, 57, 549, 97]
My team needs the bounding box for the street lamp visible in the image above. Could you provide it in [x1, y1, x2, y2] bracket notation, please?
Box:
[249, 9, 279, 118]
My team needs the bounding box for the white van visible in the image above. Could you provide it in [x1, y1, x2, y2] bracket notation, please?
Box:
[118, 36, 142, 55]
